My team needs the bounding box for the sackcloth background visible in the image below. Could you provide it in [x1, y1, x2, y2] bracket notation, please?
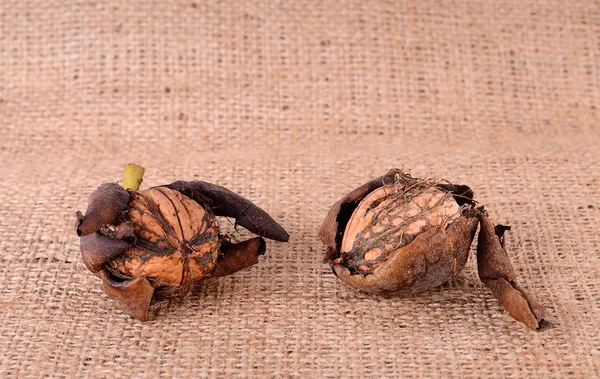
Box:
[1, 0, 599, 377]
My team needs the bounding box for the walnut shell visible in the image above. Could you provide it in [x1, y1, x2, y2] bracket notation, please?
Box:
[320, 170, 478, 296]
[105, 187, 220, 288]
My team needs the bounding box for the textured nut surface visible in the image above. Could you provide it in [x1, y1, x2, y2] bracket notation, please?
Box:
[106, 187, 220, 287]
[333, 215, 479, 295]
[341, 181, 461, 274]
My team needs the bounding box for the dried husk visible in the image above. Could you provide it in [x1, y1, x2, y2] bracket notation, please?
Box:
[167, 180, 289, 242]
[76, 183, 129, 237]
[477, 212, 547, 330]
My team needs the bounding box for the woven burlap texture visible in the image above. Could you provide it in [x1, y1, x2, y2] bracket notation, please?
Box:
[1, 0, 599, 377]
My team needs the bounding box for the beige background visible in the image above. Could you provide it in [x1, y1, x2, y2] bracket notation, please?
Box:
[1, 0, 599, 377]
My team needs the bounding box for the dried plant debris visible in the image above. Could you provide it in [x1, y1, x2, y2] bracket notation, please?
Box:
[319, 169, 546, 331]
[76, 164, 289, 321]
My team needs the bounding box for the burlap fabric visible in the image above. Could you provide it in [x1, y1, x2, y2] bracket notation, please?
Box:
[1, 0, 599, 377]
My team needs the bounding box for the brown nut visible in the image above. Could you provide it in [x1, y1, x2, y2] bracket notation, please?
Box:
[320, 169, 548, 331]
[104, 187, 221, 287]
[77, 167, 289, 321]
[320, 169, 478, 296]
